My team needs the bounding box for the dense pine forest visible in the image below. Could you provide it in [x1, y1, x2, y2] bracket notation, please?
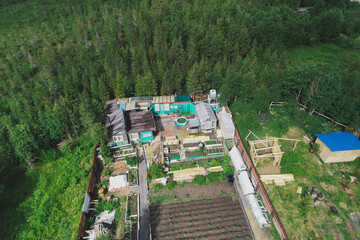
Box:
[0, 0, 359, 239]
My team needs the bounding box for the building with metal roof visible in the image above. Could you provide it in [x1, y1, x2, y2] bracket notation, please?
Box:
[125, 110, 156, 143]
[105, 100, 129, 148]
[315, 132, 360, 163]
[195, 102, 217, 132]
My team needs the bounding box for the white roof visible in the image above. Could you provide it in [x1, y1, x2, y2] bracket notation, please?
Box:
[229, 147, 247, 173]
[108, 175, 128, 191]
[217, 111, 235, 139]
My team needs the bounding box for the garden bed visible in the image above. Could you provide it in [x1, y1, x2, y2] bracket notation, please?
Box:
[206, 147, 224, 156]
[150, 196, 252, 240]
[128, 169, 138, 186]
[166, 152, 181, 160]
[185, 150, 203, 158]
[183, 142, 201, 149]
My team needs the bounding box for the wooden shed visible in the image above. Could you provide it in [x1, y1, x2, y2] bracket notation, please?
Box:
[315, 132, 360, 163]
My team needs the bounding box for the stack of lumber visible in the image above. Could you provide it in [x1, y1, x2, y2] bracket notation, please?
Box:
[173, 167, 206, 181]
[183, 136, 210, 144]
[260, 174, 294, 186]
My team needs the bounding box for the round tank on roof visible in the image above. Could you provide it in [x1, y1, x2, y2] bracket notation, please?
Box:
[209, 89, 217, 99]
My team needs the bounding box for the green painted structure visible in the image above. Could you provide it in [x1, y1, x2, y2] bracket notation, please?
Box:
[151, 94, 195, 115]
[140, 131, 154, 143]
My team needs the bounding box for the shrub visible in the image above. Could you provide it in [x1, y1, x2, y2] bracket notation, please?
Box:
[149, 164, 165, 179]
[206, 172, 219, 184]
[223, 165, 234, 175]
[125, 156, 138, 167]
[192, 175, 206, 185]
[96, 198, 120, 214]
[166, 180, 177, 190]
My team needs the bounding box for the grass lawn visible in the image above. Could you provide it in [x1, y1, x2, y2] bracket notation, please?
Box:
[230, 100, 360, 239]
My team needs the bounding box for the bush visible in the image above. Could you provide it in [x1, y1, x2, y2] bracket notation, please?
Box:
[206, 172, 220, 184]
[192, 175, 206, 185]
[125, 156, 138, 167]
[223, 165, 234, 175]
[166, 180, 177, 190]
[149, 164, 165, 179]
[96, 198, 120, 214]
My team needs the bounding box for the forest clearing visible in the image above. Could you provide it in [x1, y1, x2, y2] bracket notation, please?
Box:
[1, 0, 360, 239]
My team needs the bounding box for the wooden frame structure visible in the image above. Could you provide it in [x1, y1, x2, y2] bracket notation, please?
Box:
[246, 130, 300, 167]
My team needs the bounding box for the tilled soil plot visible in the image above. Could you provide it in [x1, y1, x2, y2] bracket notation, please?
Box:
[150, 196, 252, 240]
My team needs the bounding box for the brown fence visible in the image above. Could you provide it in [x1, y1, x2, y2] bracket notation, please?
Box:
[77, 143, 100, 240]
[226, 106, 288, 240]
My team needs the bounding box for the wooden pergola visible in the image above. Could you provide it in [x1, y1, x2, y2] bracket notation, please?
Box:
[246, 130, 300, 167]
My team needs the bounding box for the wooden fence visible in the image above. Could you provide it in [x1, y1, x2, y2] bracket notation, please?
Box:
[226, 106, 288, 240]
[77, 143, 100, 240]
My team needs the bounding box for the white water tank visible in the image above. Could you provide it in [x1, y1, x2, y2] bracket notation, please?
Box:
[209, 89, 217, 100]
[238, 171, 255, 195]
[246, 194, 269, 228]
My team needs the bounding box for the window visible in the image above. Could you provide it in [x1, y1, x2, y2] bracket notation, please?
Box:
[154, 104, 160, 111]
[130, 133, 139, 140]
[142, 132, 152, 138]
[113, 135, 123, 142]
[160, 104, 164, 110]
[164, 104, 170, 111]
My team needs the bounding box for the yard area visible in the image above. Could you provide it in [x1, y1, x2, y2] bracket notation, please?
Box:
[231, 101, 360, 239]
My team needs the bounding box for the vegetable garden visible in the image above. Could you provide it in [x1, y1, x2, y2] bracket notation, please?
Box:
[150, 196, 252, 239]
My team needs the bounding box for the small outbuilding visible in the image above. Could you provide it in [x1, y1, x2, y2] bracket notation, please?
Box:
[217, 111, 235, 139]
[315, 132, 360, 163]
[195, 102, 217, 132]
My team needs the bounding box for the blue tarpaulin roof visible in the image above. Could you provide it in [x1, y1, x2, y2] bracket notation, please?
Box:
[315, 132, 360, 152]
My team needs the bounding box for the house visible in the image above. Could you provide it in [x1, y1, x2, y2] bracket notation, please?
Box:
[195, 102, 217, 132]
[315, 132, 360, 163]
[125, 110, 156, 143]
[105, 100, 129, 148]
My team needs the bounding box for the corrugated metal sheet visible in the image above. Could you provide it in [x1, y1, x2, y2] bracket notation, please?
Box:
[152, 95, 175, 103]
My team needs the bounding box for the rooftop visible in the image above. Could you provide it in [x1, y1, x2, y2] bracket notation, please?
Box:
[195, 102, 217, 122]
[105, 100, 126, 137]
[316, 132, 360, 152]
[125, 110, 156, 134]
[152, 95, 175, 103]
[175, 95, 192, 102]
